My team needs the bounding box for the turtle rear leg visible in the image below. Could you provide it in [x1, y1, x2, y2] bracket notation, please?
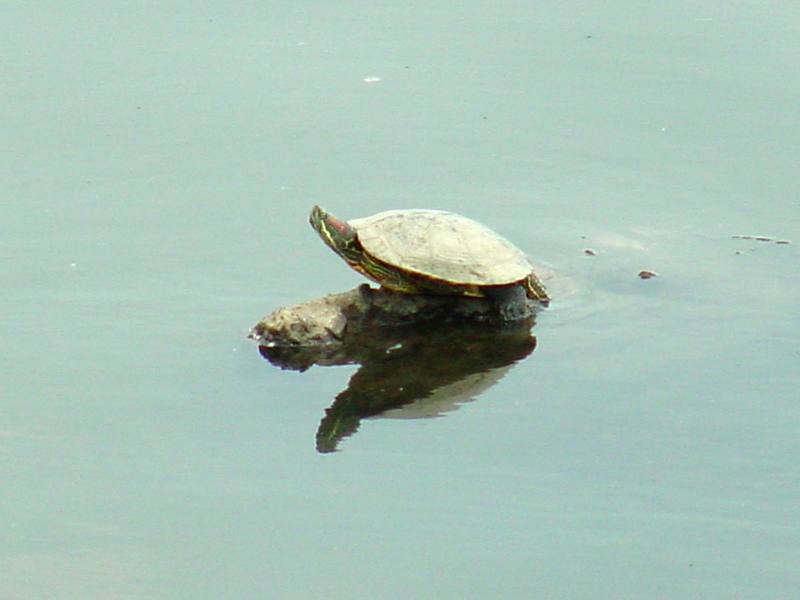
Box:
[524, 274, 550, 306]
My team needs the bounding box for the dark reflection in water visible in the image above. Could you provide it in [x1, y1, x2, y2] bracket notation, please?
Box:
[258, 319, 537, 453]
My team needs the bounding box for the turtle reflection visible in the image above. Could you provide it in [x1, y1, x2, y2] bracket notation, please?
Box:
[258, 320, 536, 453]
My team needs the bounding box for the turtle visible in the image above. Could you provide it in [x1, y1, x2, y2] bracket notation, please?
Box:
[309, 206, 550, 318]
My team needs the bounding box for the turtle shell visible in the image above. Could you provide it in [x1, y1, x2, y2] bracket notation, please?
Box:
[349, 209, 533, 287]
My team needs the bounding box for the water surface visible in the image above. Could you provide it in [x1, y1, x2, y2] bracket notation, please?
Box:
[2, 2, 799, 598]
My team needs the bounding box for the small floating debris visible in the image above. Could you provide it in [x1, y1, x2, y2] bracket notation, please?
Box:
[584, 248, 597, 256]
[732, 235, 791, 244]
[638, 270, 658, 280]
[362, 76, 382, 83]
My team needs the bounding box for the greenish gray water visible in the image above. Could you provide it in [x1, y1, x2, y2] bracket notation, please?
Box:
[2, 2, 799, 598]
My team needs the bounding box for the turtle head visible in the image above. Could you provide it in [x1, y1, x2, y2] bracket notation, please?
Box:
[309, 205, 362, 265]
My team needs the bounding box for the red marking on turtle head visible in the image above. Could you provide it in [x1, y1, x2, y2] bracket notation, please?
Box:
[326, 214, 349, 235]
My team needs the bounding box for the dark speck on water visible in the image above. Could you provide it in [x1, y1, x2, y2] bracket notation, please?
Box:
[732, 234, 791, 244]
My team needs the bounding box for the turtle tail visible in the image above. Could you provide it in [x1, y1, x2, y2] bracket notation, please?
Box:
[524, 274, 550, 306]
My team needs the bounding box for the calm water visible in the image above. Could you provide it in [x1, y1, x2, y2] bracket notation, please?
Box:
[3, 2, 799, 598]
